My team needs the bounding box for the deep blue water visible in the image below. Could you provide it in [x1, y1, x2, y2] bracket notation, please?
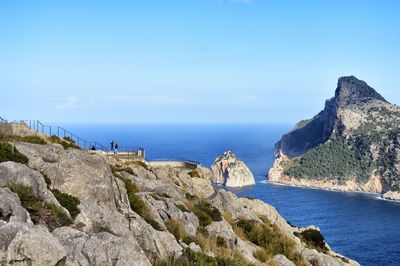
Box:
[58, 123, 400, 266]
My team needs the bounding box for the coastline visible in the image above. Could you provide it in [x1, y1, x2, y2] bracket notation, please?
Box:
[267, 179, 384, 197]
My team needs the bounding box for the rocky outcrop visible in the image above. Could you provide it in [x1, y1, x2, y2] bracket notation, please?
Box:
[211, 151, 255, 187]
[270, 76, 400, 195]
[0, 140, 358, 265]
[0, 187, 32, 225]
[52, 227, 151, 266]
[382, 191, 400, 201]
[0, 223, 66, 265]
[275, 76, 388, 157]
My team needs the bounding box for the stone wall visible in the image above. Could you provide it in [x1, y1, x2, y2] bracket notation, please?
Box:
[0, 123, 38, 137]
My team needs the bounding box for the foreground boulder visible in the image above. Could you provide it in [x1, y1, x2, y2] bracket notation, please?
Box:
[0, 223, 66, 265]
[211, 151, 255, 187]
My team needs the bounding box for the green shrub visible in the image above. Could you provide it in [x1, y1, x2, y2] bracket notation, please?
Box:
[7, 183, 72, 230]
[194, 209, 212, 227]
[295, 229, 328, 254]
[63, 136, 75, 143]
[185, 193, 198, 201]
[182, 235, 197, 245]
[175, 204, 190, 212]
[165, 219, 186, 240]
[14, 136, 46, 145]
[284, 138, 374, 181]
[7, 182, 40, 212]
[154, 247, 253, 266]
[122, 167, 136, 176]
[147, 218, 164, 231]
[51, 188, 81, 219]
[47, 203, 73, 226]
[111, 164, 137, 176]
[133, 160, 148, 170]
[216, 236, 227, 248]
[188, 198, 222, 227]
[188, 170, 200, 178]
[49, 135, 80, 149]
[253, 249, 268, 262]
[120, 177, 163, 231]
[0, 142, 29, 164]
[236, 219, 307, 265]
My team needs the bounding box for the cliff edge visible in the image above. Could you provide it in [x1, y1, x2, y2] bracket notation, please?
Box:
[0, 134, 358, 265]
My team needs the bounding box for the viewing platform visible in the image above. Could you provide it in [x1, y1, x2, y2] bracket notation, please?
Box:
[0, 118, 146, 161]
[1, 117, 201, 167]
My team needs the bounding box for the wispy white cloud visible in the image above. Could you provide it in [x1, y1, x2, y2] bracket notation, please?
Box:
[56, 96, 96, 111]
[56, 96, 78, 110]
[107, 96, 190, 106]
[237, 95, 258, 102]
[82, 97, 95, 109]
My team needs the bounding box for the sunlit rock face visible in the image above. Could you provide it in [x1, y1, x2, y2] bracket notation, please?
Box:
[211, 151, 255, 187]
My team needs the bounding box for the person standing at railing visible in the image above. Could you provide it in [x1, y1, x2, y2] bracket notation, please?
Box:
[114, 143, 118, 155]
[110, 140, 115, 153]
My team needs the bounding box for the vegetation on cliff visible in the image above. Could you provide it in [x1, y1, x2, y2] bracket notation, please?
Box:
[0, 142, 29, 164]
[283, 137, 375, 183]
[7, 182, 73, 229]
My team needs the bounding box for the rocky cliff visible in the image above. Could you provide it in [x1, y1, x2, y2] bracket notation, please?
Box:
[0, 136, 358, 265]
[211, 151, 255, 187]
[269, 76, 400, 196]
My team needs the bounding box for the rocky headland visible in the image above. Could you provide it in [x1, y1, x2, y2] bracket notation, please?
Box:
[211, 151, 255, 188]
[269, 76, 400, 199]
[0, 127, 358, 265]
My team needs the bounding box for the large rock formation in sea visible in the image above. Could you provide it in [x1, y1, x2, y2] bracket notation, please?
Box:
[211, 151, 255, 187]
[269, 76, 400, 196]
[0, 130, 358, 265]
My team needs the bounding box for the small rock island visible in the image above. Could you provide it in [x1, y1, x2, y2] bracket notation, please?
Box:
[211, 151, 255, 187]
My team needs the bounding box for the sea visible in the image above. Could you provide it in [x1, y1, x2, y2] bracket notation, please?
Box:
[59, 123, 400, 266]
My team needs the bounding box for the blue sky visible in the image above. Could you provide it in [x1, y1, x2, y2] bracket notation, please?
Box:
[1, 0, 399, 123]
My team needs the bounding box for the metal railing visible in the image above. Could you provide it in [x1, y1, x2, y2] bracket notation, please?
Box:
[19, 120, 109, 152]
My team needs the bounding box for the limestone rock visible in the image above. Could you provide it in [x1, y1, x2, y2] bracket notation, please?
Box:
[191, 177, 215, 198]
[14, 142, 182, 260]
[209, 190, 260, 222]
[205, 220, 261, 265]
[239, 197, 294, 234]
[269, 254, 297, 266]
[206, 220, 237, 248]
[1, 141, 358, 266]
[382, 191, 400, 201]
[139, 192, 199, 236]
[211, 151, 255, 187]
[120, 171, 185, 202]
[0, 187, 33, 225]
[52, 227, 151, 266]
[0, 162, 69, 215]
[188, 242, 202, 253]
[0, 222, 66, 266]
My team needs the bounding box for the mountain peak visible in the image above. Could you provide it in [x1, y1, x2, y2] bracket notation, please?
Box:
[335, 76, 387, 106]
